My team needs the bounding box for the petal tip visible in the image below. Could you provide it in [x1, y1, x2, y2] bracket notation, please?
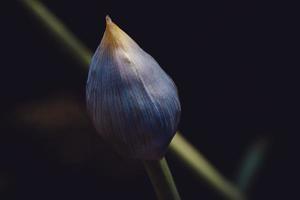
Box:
[105, 15, 112, 25]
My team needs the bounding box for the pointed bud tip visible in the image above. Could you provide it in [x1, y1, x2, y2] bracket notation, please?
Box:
[103, 15, 129, 47]
[105, 15, 112, 25]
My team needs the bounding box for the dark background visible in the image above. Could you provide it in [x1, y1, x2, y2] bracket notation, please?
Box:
[1, 1, 297, 199]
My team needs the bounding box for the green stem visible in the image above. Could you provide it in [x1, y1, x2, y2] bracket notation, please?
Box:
[20, 1, 244, 199]
[143, 157, 181, 200]
[170, 133, 245, 200]
[20, 0, 91, 67]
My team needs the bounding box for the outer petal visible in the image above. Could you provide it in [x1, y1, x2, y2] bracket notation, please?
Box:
[86, 17, 181, 159]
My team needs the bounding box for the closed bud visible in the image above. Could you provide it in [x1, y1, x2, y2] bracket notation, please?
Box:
[86, 16, 181, 160]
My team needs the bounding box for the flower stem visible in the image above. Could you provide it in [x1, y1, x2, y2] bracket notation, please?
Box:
[143, 157, 181, 200]
[20, 0, 91, 67]
[170, 133, 245, 200]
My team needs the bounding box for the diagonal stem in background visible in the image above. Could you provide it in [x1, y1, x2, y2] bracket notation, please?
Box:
[20, 0, 92, 67]
[20, 0, 245, 199]
[170, 133, 245, 200]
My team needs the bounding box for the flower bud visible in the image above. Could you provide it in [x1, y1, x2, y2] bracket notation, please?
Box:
[86, 16, 181, 160]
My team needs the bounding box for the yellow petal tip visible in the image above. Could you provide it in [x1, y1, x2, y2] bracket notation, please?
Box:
[105, 15, 112, 25]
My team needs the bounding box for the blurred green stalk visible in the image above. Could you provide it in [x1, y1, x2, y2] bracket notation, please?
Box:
[235, 138, 268, 193]
[20, 0, 244, 199]
[20, 0, 91, 67]
[144, 158, 181, 200]
[170, 133, 245, 200]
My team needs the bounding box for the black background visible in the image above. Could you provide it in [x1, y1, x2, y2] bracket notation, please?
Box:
[1, 1, 298, 199]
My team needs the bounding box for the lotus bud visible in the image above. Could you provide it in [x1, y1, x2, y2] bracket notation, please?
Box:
[86, 16, 181, 160]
